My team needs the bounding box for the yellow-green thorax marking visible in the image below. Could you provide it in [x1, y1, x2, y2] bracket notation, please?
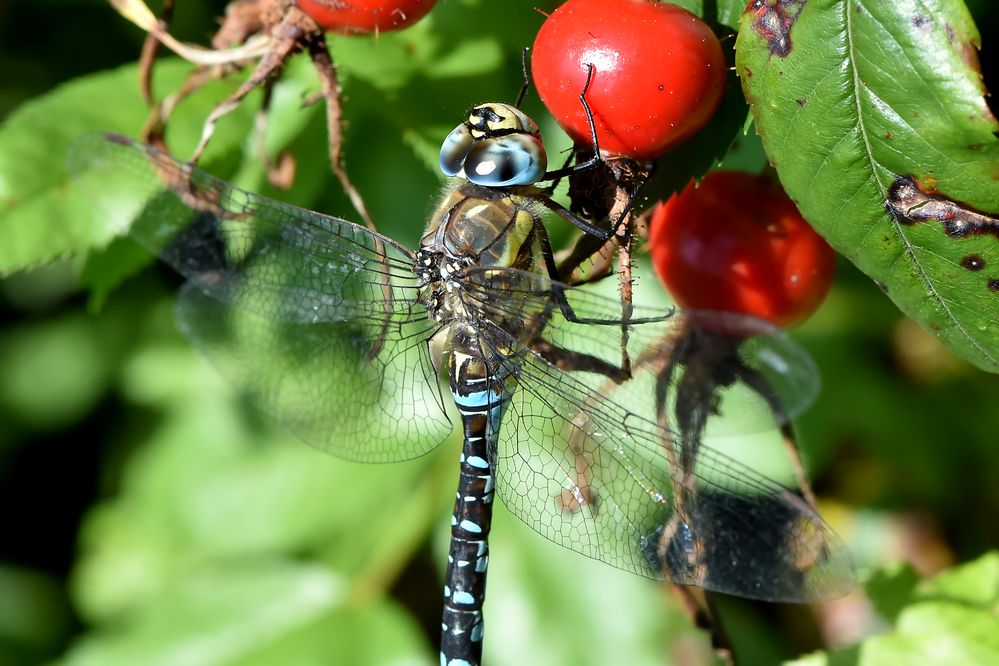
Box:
[417, 181, 544, 327]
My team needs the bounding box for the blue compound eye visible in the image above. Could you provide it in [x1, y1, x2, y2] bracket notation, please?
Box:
[463, 134, 547, 187]
[440, 123, 474, 177]
[441, 103, 550, 185]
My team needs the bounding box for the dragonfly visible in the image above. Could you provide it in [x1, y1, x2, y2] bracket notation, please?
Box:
[70, 107, 854, 665]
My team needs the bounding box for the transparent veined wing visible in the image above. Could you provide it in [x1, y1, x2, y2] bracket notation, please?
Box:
[647, 310, 821, 438]
[459, 268, 854, 602]
[68, 134, 452, 462]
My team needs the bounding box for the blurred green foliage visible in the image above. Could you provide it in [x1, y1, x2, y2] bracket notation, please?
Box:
[0, 1, 997, 665]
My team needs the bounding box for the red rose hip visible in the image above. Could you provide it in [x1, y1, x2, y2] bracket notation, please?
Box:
[532, 0, 726, 160]
[297, 0, 436, 33]
[649, 171, 836, 328]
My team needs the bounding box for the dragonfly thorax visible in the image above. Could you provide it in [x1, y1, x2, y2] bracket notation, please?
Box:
[416, 247, 474, 324]
[417, 182, 544, 325]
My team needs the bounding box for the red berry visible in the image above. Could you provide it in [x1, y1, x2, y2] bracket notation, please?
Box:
[297, 0, 436, 33]
[532, 0, 726, 160]
[649, 171, 836, 328]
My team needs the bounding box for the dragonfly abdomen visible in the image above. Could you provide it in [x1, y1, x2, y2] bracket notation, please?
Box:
[441, 343, 509, 666]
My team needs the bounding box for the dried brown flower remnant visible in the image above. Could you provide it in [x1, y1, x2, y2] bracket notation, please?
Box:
[111, 0, 434, 233]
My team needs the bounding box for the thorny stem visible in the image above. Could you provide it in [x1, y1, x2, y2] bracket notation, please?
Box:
[307, 36, 379, 234]
[137, 0, 174, 105]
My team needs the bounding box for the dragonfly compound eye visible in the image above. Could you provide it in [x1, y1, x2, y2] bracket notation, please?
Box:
[463, 134, 547, 187]
[439, 103, 549, 186]
[440, 123, 475, 177]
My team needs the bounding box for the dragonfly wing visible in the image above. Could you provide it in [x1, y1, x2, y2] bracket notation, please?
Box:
[176, 283, 450, 461]
[460, 271, 853, 601]
[664, 311, 821, 434]
[654, 444, 855, 602]
[69, 133, 420, 324]
[71, 133, 452, 462]
[461, 269, 820, 435]
[491, 329, 853, 601]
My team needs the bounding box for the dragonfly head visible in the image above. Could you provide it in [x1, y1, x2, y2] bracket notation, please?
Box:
[439, 103, 548, 187]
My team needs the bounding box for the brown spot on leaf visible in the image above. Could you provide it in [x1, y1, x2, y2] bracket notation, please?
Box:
[746, 0, 806, 58]
[885, 132, 894, 140]
[960, 43, 985, 79]
[742, 66, 753, 78]
[885, 175, 999, 240]
[961, 255, 986, 271]
[912, 15, 931, 30]
[989, 279, 999, 292]
[795, 98, 806, 106]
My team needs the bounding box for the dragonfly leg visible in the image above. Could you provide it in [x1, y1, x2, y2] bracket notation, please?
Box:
[540, 63, 603, 182]
[513, 46, 531, 109]
[535, 194, 613, 240]
[738, 362, 819, 509]
[537, 219, 667, 328]
[529, 340, 630, 383]
[552, 156, 656, 384]
[671, 586, 735, 666]
[514, 61, 616, 241]
[555, 232, 616, 285]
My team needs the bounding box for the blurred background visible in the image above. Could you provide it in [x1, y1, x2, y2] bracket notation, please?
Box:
[1, 1, 997, 664]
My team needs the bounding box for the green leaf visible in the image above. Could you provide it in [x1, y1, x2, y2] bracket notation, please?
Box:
[329, 18, 504, 92]
[72, 336, 444, 622]
[916, 551, 999, 607]
[0, 66, 146, 275]
[79, 237, 156, 309]
[736, 0, 999, 372]
[234, 599, 432, 666]
[669, 0, 704, 16]
[0, 60, 250, 277]
[864, 562, 920, 623]
[0, 314, 114, 429]
[798, 553, 999, 666]
[60, 561, 430, 666]
[0, 565, 72, 662]
[717, 0, 751, 30]
[860, 601, 999, 666]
